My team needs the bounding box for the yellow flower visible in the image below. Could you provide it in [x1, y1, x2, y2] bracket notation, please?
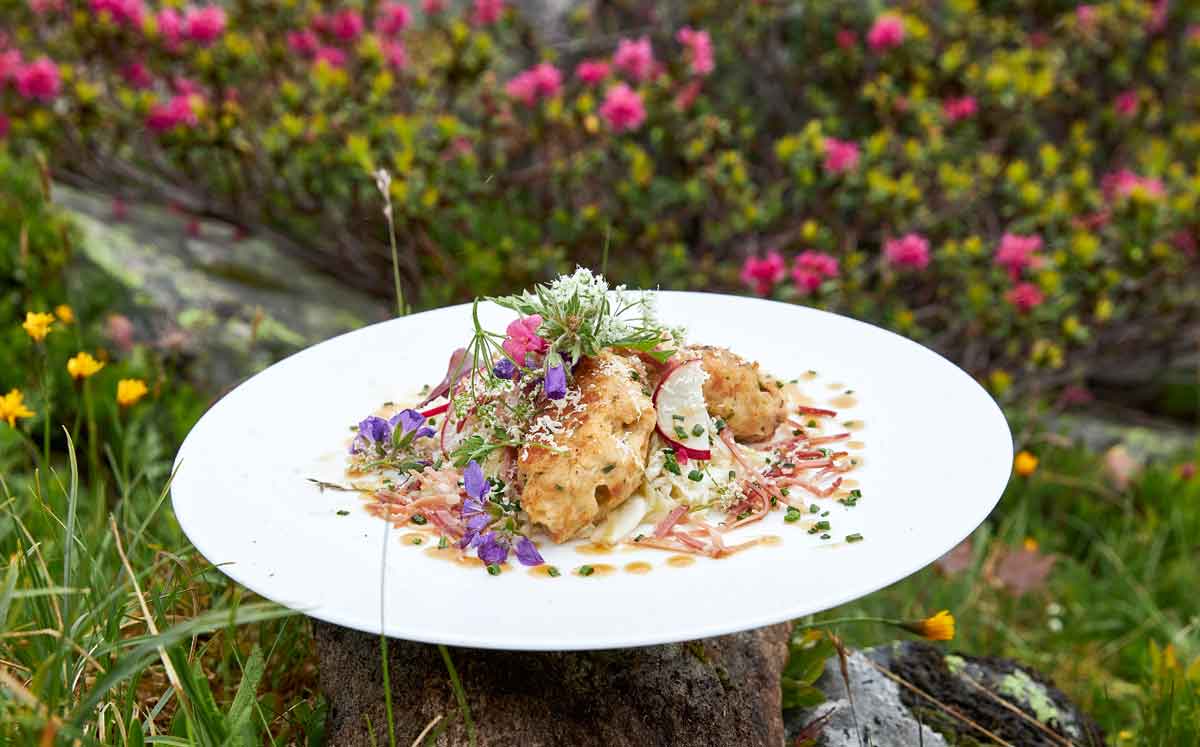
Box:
[906, 610, 956, 641]
[0, 389, 35, 427]
[1023, 537, 1039, 552]
[23, 311, 56, 342]
[55, 304, 75, 324]
[116, 379, 149, 407]
[67, 352, 105, 380]
[1014, 450, 1039, 476]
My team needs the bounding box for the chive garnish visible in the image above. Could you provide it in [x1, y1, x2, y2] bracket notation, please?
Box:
[579, 565, 595, 577]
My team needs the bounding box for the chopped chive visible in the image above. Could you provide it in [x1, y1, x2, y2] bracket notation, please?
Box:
[411, 514, 428, 525]
[486, 563, 501, 576]
[672, 413, 685, 421]
[714, 418, 726, 430]
[850, 489, 862, 498]
[807, 420, 818, 427]
[809, 504, 820, 513]
[602, 463, 616, 473]
[687, 469, 704, 482]
[674, 425, 689, 440]
[820, 533, 831, 540]
[846, 533, 865, 543]
[336, 510, 350, 516]
[785, 507, 803, 523]
[547, 566, 561, 577]
[438, 536, 449, 549]
[691, 424, 705, 437]
[815, 520, 831, 531]
[578, 565, 595, 577]
[792, 428, 803, 436]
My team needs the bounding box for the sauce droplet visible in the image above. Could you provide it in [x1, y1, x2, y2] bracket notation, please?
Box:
[842, 419, 865, 431]
[760, 534, 783, 546]
[666, 555, 696, 568]
[829, 394, 858, 409]
[400, 532, 426, 546]
[529, 565, 560, 578]
[624, 561, 652, 575]
[846, 440, 866, 450]
[828, 382, 845, 390]
[576, 563, 616, 576]
[576, 542, 615, 556]
[841, 478, 860, 488]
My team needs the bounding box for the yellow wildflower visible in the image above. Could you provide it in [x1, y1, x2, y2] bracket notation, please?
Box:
[0, 389, 35, 427]
[1023, 537, 1039, 552]
[23, 311, 56, 342]
[1014, 450, 1039, 476]
[116, 379, 149, 407]
[67, 352, 105, 380]
[55, 304, 75, 324]
[905, 610, 956, 641]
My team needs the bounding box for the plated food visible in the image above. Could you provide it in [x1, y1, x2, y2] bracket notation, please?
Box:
[340, 269, 863, 574]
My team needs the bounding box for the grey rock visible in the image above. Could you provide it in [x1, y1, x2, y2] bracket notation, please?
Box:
[314, 620, 792, 746]
[784, 649, 948, 747]
[53, 184, 387, 389]
[787, 642, 1103, 747]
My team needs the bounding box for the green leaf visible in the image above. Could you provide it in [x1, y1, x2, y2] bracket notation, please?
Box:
[0, 554, 19, 630]
[780, 681, 827, 710]
[223, 645, 266, 746]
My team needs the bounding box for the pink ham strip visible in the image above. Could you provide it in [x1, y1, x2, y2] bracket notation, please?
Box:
[653, 505, 689, 538]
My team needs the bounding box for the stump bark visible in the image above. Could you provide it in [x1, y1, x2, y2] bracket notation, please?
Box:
[314, 620, 792, 746]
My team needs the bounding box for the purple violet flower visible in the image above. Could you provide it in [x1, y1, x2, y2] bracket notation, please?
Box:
[476, 531, 510, 565]
[350, 415, 392, 453]
[493, 357, 518, 380]
[390, 408, 435, 441]
[515, 536, 544, 566]
[459, 460, 493, 548]
[545, 362, 566, 400]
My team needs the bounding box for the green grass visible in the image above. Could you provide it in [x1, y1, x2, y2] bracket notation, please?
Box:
[2, 405, 1198, 744]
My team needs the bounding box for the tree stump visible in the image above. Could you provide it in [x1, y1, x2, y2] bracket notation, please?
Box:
[314, 620, 792, 746]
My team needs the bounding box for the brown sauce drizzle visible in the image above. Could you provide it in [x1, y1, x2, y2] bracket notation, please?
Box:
[760, 535, 783, 546]
[529, 565, 560, 578]
[399, 532, 427, 546]
[666, 555, 696, 568]
[624, 561, 652, 575]
[576, 542, 615, 556]
[577, 563, 616, 576]
[828, 381, 845, 390]
[846, 440, 866, 450]
[423, 546, 485, 567]
[829, 394, 858, 409]
[842, 419, 865, 431]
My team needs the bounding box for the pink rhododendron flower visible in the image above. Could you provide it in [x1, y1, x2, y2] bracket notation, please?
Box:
[836, 28, 857, 49]
[674, 79, 702, 111]
[173, 76, 203, 96]
[1101, 169, 1166, 200]
[330, 9, 365, 42]
[599, 83, 646, 133]
[884, 233, 931, 270]
[376, 2, 412, 36]
[995, 233, 1043, 279]
[502, 315, 548, 363]
[31, 0, 65, 14]
[15, 57, 61, 102]
[382, 40, 407, 71]
[1, 50, 23, 85]
[1114, 90, 1138, 117]
[121, 61, 154, 90]
[575, 59, 609, 85]
[315, 46, 347, 68]
[1006, 283, 1044, 313]
[1076, 5, 1097, 29]
[183, 6, 226, 46]
[422, 0, 446, 13]
[867, 14, 905, 52]
[146, 94, 199, 132]
[287, 29, 320, 57]
[1148, 0, 1168, 33]
[90, 0, 143, 26]
[157, 8, 183, 49]
[792, 251, 840, 294]
[613, 37, 655, 82]
[505, 63, 561, 106]
[942, 96, 977, 121]
[471, 0, 503, 26]
[676, 27, 714, 76]
[740, 251, 787, 296]
[822, 137, 860, 175]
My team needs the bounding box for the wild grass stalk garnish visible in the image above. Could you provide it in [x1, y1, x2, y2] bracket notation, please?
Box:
[375, 169, 409, 318]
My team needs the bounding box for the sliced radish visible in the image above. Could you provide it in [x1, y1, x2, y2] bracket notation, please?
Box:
[653, 358, 713, 460]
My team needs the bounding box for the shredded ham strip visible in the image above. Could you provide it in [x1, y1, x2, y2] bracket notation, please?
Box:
[654, 505, 689, 538]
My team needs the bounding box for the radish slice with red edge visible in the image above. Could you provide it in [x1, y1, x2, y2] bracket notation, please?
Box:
[652, 358, 713, 460]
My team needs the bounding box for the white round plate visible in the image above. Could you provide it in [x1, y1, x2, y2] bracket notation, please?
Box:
[172, 292, 1011, 650]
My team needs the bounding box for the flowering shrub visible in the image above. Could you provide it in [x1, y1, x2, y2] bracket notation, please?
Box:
[1, 0, 1197, 397]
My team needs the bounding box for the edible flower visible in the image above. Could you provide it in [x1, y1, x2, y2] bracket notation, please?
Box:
[55, 305, 74, 324]
[515, 536, 544, 566]
[0, 389, 35, 428]
[460, 459, 494, 545]
[350, 409, 434, 453]
[23, 311, 55, 342]
[67, 352, 105, 380]
[493, 357, 519, 380]
[904, 610, 955, 641]
[502, 314, 548, 362]
[545, 361, 567, 400]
